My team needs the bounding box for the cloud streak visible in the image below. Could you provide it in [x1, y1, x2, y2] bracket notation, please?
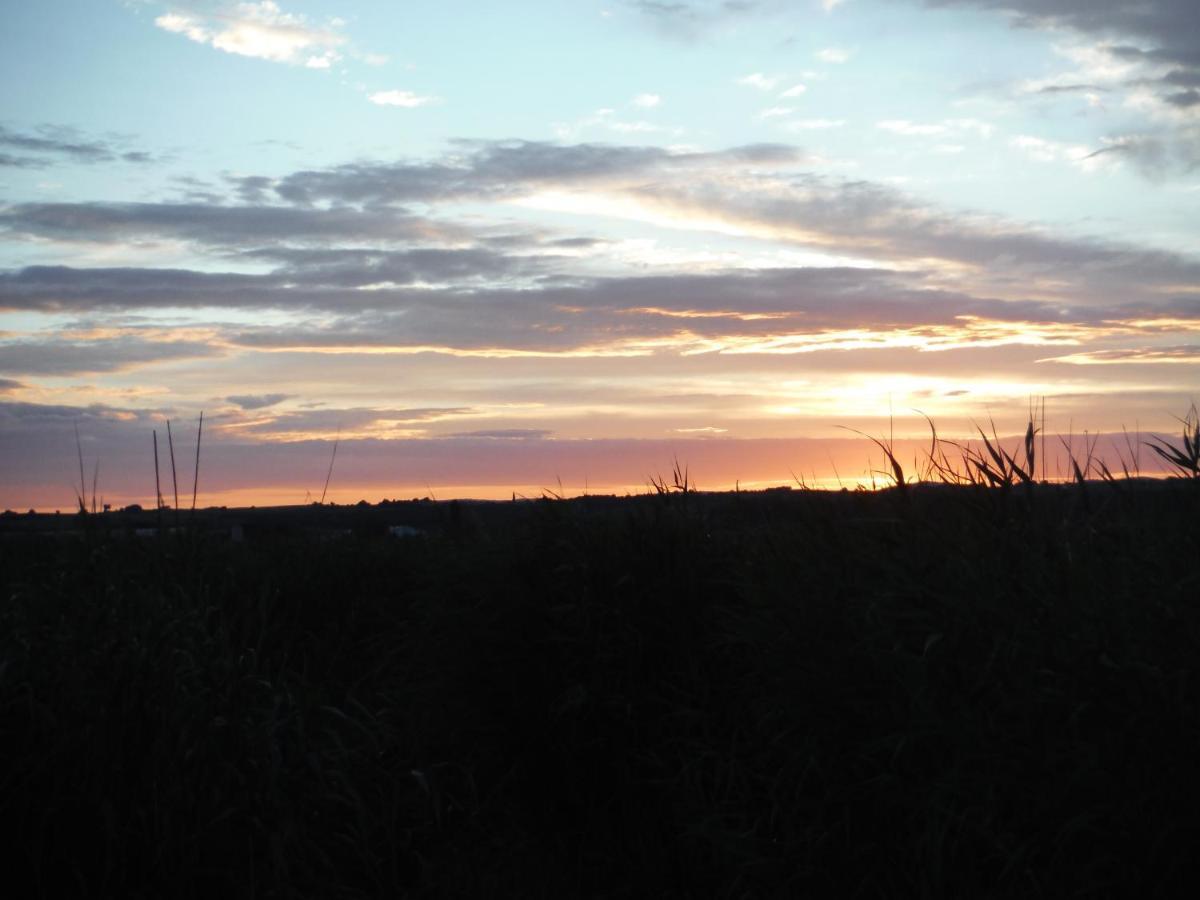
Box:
[0, 124, 160, 168]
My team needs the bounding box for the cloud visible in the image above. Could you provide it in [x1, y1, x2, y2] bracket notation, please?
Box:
[0, 332, 222, 375]
[4, 260, 1194, 374]
[447, 429, 552, 439]
[626, 1, 776, 39]
[368, 90, 436, 108]
[1040, 345, 1200, 365]
[0, 124, 159, 168]
[779, 83, 807, 97]
[816, 47, 850, 63]
[737, 73, 779, 90]
[925, 1, 1198, 69]
[4, 139, 1198, 316]
[226, 393, 291, 409]
[878, 120, 948, 136]
[783, 118, 846, 130]
[1009, 134, 1120, 171]
[0, 378, 26, 393]
[267, 140, 805, 206]
[154, 1, 345, 66]
[224, 406, 477, 440]
[0, 201, 461, 247]
[926, 1, 1200, 174]
[632, 93, 662, 107]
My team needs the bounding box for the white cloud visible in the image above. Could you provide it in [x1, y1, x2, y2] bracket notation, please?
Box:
[783, 118, 845, 130]
[633, 93, 662, 108]
[369, 90, 435, 108]
[737, 73, 779, 91]
[154, 2, 345, 66]
[304, 52, 338, 69]
[817, 47, 850, 64]
[552, 108, 681, 139]
[877, 120, 947, 136]
[779, 83, 807, 98]
[154, 12, 210, 43]
[758, 107, 794, 120]
[877, 118, 995, 139]
[609, 120, 664, 133]
[821, 0, 847, 11]
[1010, 134, 1117, 172]
[945, 117, 995, 138]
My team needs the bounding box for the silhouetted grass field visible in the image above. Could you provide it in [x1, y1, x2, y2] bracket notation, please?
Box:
[3, 476, 1200, 897]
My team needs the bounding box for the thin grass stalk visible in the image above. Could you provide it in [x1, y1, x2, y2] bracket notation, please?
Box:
[74, 421, 87, 514]
[167, 419, 180, 523]
[191, 411, 203, 513]
[320, 428, 340, 505]
[153, 429, 163, 528]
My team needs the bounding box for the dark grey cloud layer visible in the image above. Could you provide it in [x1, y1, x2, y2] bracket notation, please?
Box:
[14, 261, 1178, 376]
[0, 263, 1132, 326]
[6, 140, 1198, 306]
[2, 139, 1198, 380]
[271, 140, 803, 206]
[0, 124, 160, 168]
[927, 1, 1199, 66]
[1, 202, 452, 246]
[0, 334, 221, 376]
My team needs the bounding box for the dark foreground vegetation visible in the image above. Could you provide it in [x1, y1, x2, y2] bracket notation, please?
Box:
[3, 475, 1200, 898]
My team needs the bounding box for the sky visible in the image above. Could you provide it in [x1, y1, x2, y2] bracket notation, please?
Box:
[1, 0, 1198, 508]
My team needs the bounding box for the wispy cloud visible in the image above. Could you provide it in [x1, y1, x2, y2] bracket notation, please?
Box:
[929, 0, 1200, 176]
[1009, 134, 1118, 172]
[783, 118, 845, 130]
[226, 393, 291, 409]
[737, 73, 779, 91]
[368, 90, 436, 108]
[1039, 346, 1200, 365]
[154, 1, 345, 68]
[878, 119, 947, 137]
[816, 47, 850, 63]
[877, 118, 993, 139]
[632, 93, 662, 108]
[0, 124, 160, 168]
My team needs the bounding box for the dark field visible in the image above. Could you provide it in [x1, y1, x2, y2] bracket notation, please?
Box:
[3, 482, 1199, 898]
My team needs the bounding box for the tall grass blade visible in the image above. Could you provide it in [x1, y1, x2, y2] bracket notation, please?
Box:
[191, 411, 203, 513]
[153, 429, 163, 526]
[320, 428, 340, 505]
[73, 420, 88, 514]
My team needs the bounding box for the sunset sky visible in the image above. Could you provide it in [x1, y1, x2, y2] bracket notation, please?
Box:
[2, 0, 1198, 508]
